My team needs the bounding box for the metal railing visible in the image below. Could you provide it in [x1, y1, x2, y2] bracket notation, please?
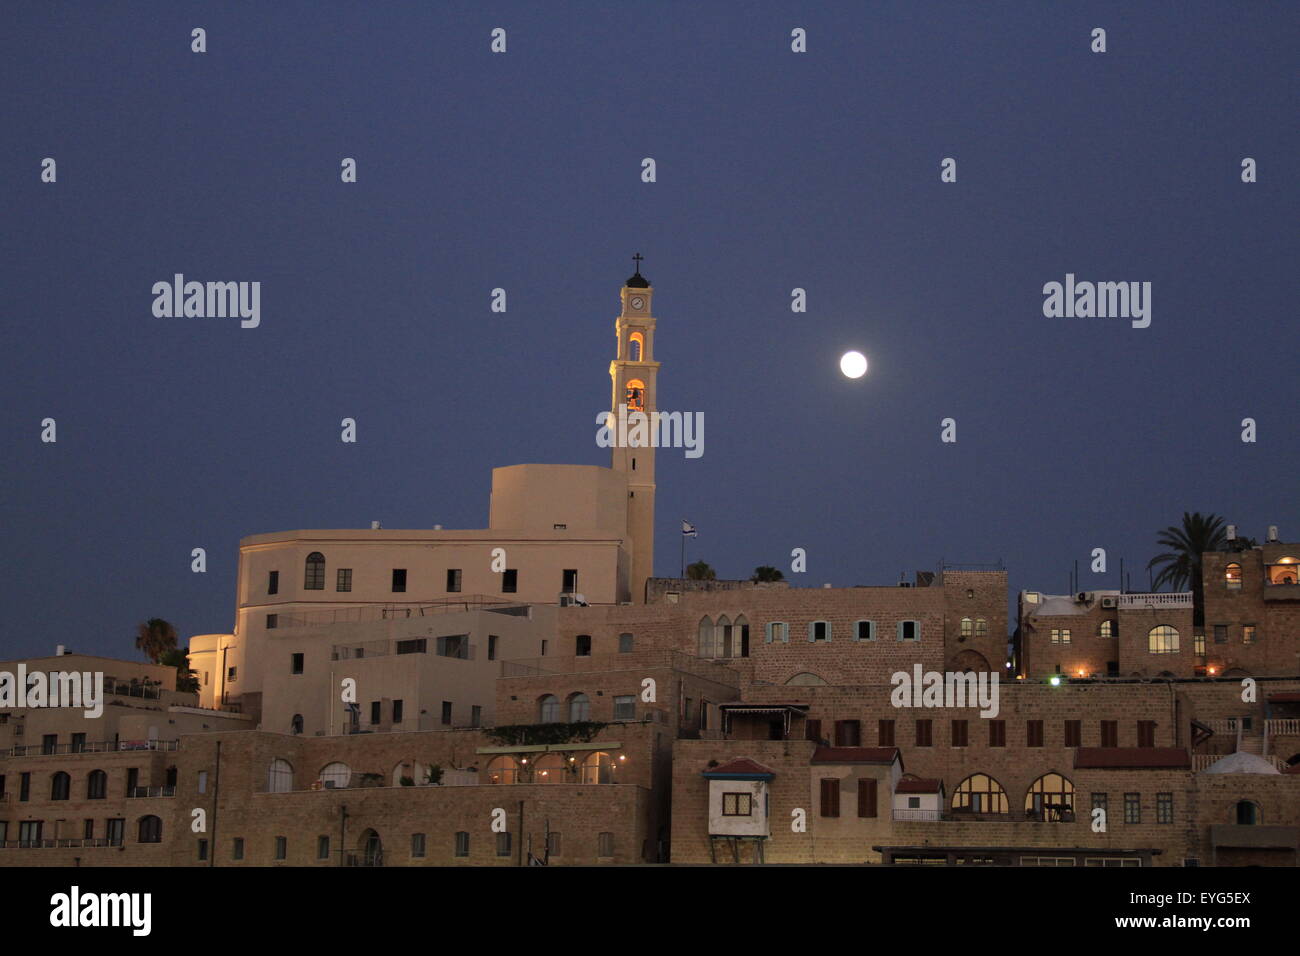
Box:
[7, 739, 177, 757]
[892, 808, 943, 821]
[0, 838, 124, 849]
[127, 785, 176, 798]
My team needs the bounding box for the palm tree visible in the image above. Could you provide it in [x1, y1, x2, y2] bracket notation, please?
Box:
[135, 618, 178, 664]
[686, 560, 717, 581]
[160, 647, 200, 693]
[751, 566, 785, 582]
[1147, 512, 1227, 625]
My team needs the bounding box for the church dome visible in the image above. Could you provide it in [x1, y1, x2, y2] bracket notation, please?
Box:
[626, 271, 650, 288]
[1200, 751, 1281, 775]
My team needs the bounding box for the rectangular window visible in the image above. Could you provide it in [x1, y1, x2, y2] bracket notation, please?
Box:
[197, 838, 208, 861]
[336, 568, 352, 591]
[915, 719, 932, 747]
[1194, 631, 1206, 656]
[446, 569, 462, 593]
[496, 832, 512, 857]
[435, 635, 468, 659]
[268, 570, 279, 595]
[722, 792, 753, 816]
[618, 632, 634, 653]
[291, 653, 304, 674]
[266, 613, 278, 629]
[546, 832, 561, 857]
[597, 832, 614, 858]
[1243, 625, 1257, 645]
[370, 701, 381, 725]
[989, 720, 1006, 747]
[805, 718, 822, 743]
[562, 569, 578, 593]
[541, 639, 548, 656]
[613, 695, 636, 721]
[819, 778, 840, 817]
[1092, 793, 1108, 816]
[898, 620, 920, 642]
[106, 819, 124, 846]
[393, 700, 404, 724]
[42, 734, 57, 755]
[274, 836, 287, 861]
[454, 832, 470, 857]
[227, 666, 237, 683]
[198, 771, 208, 794]
[502, 569, 517, 593]
[576, 635, 592, 656]
[835, 719, 861, 747]
[18, 821, 42, 847]
[1137, 720, 1156, 748]
[488, 635, 499, 660]
[1214, 625, 1227, 644]
[1101, 720, 1118, 748]
[951, 719, 969, 748]
[471, 705, 482, 728]
[318, 836, 330, 860]
[1124, 793, 1141, 824]
[396, 638, 428, 655]
[809, 621, 830, 642]
[232, 837, 245, 861]
[83, 819, 94, 840]
[391, 569, 407, 592]
[1156, 792, 1173, 824]
[878, 719, 895, 747]
[855, 620, 875, 641]
[1051, 628, 1071, 645]
[766, 622, 789, 643]
[441, 701, 453, 725]
[1064, 720, 1081, 747]
[1026, 720, 1044, 747]
[411, 833, 426, 858]
[20, 772, 30, 801]
[858, 778, 878, 818]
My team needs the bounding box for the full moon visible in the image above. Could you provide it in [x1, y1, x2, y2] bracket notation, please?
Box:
[839, 350, 868, 379]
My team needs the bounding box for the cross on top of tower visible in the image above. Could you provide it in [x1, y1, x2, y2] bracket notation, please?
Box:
[626, 253, 650, 288]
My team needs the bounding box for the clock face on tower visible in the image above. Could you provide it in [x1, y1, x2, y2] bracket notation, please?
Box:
[629, 295, 645, 311]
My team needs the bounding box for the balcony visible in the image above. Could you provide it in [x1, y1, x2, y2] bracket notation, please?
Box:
[7, 739, 177, 757]
[127, 785, 176, 798]
[892, 808, 943, 822]
[1266, 719, 1300, 736]
[1117, 592, 1193, 609]
[1263, 582, 1300, 601]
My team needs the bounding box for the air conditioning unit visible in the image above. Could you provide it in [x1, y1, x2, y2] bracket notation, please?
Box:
[1100, 596, 1118, 609]
[558, 593, 589, 607]
[1076, 591, 1094, 604]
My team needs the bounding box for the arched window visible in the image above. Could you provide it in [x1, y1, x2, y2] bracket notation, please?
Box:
[51, 772, 70, 801]
[1225, 563, 1242, 589]
[319, 762, 351, 789]
[87, 769, 107, 800]
[975, 618, 988, 637]
[697, 616, 717, 658]
[628, 332, 644, 362]
[533, 753, 566, 784]
[784, 672, 828, 685]
[1025, 773, 1075, 821]
[625, 378, 646, 412]
[952, 774, 1009, 814]
[304, 552, 325, 590]
[1148, 625, 1180, 654]
[1270, 558, 1299, 584]
[485, 756, 518, 785]
[268, 758, 293, 793]
[138, 815, 163, 843]
[568, 692, 591, 722]
[1098, 620, 1114, 638]
[290, 714, 303, 735]
[960, 618, 973, 638]
[582, 751, 613, 784]
[1235, 800, 1260, 825]
[716, 615, 732, 657]
[538, 694, 560, 723]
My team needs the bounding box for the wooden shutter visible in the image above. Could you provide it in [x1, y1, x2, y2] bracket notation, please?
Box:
[820, 778, 840, 817]
[805, 719, 822, 743]
[858, 778, 878, 818]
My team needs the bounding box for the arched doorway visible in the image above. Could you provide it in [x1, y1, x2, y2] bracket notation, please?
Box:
[358, 828, 383, 867]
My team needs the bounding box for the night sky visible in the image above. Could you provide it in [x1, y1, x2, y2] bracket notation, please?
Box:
[3, 2, 1296, 660]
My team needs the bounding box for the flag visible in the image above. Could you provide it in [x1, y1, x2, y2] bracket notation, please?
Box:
[681, 520, 697, 537]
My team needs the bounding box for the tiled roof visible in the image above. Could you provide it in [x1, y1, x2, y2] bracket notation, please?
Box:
[702, 758, 775, 778]
[895, 777, 943, 793]
[811, 746, 900, 765]
[1074, 747, 1190, 770]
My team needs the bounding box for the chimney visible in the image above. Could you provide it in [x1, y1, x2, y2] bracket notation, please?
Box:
[1267, 525, 1279, 543]
[1226, 524, 1236, 541]
[370, 520, 382, 530]
[55, 644, 65, 656]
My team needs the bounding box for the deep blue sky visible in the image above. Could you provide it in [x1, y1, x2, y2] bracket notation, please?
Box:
[3, 2, 1296, 660]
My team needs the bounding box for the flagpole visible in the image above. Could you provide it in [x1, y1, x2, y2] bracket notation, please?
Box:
[681, 528, 685, 578]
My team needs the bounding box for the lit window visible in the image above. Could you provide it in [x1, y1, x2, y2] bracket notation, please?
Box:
[1224, 563, 1242, 589]
[1148, 625, 1180, 654]
[722, 792, 753, 816]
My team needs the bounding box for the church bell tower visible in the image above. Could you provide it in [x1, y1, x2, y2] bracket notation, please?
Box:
[610, 255, 659, 602]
